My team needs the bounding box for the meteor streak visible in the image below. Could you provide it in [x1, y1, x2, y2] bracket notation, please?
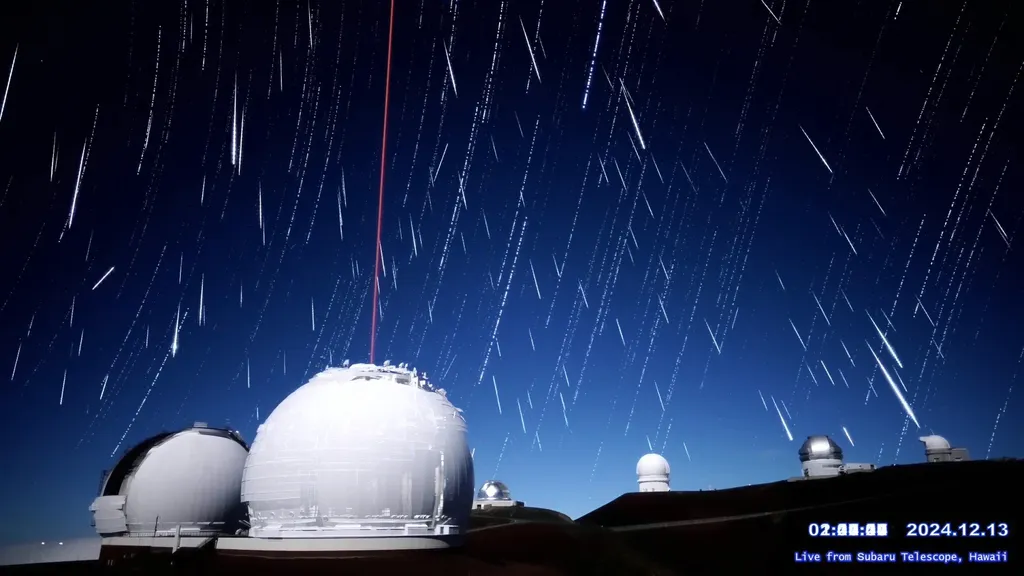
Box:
[799, 124, 833, 174]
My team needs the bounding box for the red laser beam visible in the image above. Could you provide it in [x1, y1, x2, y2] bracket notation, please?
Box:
[370, 0, 395, 365]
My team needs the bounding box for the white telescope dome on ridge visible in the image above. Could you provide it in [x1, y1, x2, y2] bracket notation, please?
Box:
[637, 453, 670, 477]
[636, 453, 670, 492]
[241, 363, 474, 546]
[919, 435, 951, 451]
[918, 434, 970, 463]
[89, 423, 249, 537]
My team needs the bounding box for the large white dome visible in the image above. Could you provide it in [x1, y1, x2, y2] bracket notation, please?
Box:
[241, 363, 474, 541]
[90, 424, 249, 537]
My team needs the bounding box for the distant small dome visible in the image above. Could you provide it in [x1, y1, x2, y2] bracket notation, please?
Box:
[919, 435, 951, 451]
[799, 435, 843, 462]
[636, 453, 670, 479]
[477, 480, 512, 501]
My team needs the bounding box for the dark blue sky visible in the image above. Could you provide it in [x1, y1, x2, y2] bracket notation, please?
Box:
[1, 0, 1021, 544]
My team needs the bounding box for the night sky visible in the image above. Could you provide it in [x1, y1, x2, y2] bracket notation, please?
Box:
[1, 0, 1022, 545]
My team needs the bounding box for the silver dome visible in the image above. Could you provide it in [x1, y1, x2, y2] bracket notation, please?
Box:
[477, 480, 512, 501]
[798, 435, 843, 462]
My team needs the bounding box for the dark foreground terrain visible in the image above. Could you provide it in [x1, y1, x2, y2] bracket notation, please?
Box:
[2, 460, 1019, 575]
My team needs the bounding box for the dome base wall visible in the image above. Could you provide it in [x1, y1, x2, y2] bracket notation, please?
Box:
[249, 520, 462, 540]
[228, 533, 462, 552]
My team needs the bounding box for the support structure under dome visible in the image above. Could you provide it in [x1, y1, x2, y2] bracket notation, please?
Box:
[241, 363, 474, 548]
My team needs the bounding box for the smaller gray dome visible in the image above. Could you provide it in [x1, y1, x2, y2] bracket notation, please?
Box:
[799, 435, 843, 462]
[477, 480, 512, 501]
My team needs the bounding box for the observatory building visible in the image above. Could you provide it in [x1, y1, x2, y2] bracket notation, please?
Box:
[796, 435, 875, 479]
[919, 435, 970, 462]
[472, 480, 524, 510]
[237, 362, 474, 550]
[636, 453, 671, 492]
[89, 422, 249, 538]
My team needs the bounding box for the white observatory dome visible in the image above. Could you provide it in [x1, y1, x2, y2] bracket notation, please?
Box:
[241, 363, 474, 544]
[89, 423, 249, 537]
[636, 453, 671, 492]
[919, 435, 951, 451]
[919, 434, 969, 462]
